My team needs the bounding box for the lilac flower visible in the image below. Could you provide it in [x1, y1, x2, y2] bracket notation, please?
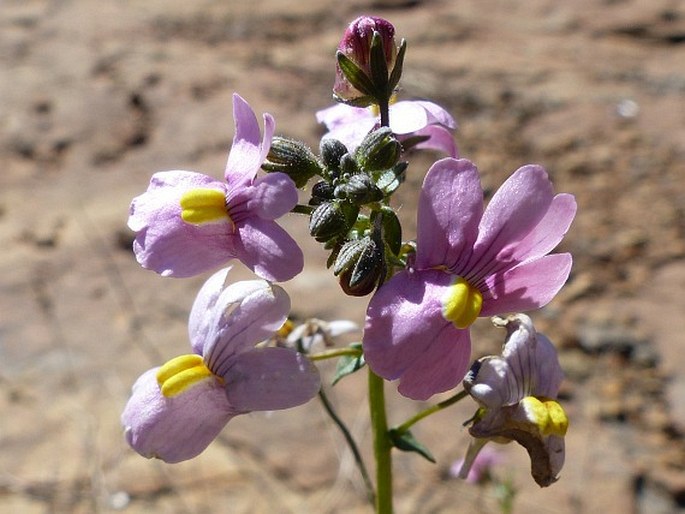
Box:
[316, 100, 457, 157]
[363, 158, 576, 400]
[458, 314, 568, 487]
[128, 93, 303, 282]
[121, 267, 321, 463]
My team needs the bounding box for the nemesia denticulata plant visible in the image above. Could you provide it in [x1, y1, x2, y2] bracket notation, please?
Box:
[122, 14, 576, 513]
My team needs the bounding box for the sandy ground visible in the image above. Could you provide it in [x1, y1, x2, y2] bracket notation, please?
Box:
[1, 0, 685, 512]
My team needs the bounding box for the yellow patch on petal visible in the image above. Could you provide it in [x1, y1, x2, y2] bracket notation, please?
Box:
[442, 276, 483, 329]
[520, 397, 569, 437]
[180, 188, 231, 226]
[156, 354, 216, 398]
[277, 318, 295, 338]
[542, 399, 569, 437]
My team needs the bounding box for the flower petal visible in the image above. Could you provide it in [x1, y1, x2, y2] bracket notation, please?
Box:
[464, 165, 555, 282]
[188, 267, 231, 354]
[203, 280, 290, 377]
[396, 325, 471, 400]
[121, 368, 235, 463]
[128, 171, 234, 277]
[233, 217, 304, 282]
[364, 269, 470, 399]
[224, 93, 275, 186]
[415, 158, 483, 270]
[223, 347, 321, 411]
[480, 253, 572, 316]
[402, 124, 458, 157]
[247, 172, 299, 219]
[389, 100, 456, 134]
[465, 314, 564, 407]
[508, 193, 577, 263]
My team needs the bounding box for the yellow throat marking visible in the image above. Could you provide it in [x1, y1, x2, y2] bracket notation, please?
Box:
[156, 354, 215, 397]
[442, 276, 483, 329]
[180, 188, 231, 225]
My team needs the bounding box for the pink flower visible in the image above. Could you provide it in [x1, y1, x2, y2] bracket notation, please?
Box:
[459, 314, 568, 487]
[316, 100, 457, 157]
[128, 93, 303, 282]
[363, 158, 576, 400]
[121, 267, 321, 463]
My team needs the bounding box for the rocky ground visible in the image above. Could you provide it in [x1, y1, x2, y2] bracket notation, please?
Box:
[1, 0, 684, 512]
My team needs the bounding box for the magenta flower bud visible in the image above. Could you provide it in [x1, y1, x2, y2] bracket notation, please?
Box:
[334, 16, 399, 105]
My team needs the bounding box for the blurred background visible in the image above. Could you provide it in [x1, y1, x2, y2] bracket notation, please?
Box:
[1, 0, 684, 512]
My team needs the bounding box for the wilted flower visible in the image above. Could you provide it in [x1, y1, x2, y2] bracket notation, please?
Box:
[458, 314, 568, 487]
[121, 267, 321, 463]
[278, 318, 359, 353]
[449, 445, 504, 484]
[128, 93, 303, 282]
[334, 15, 399, 105]
[316, 100, 457, 157]
[363, 158, 576, 400]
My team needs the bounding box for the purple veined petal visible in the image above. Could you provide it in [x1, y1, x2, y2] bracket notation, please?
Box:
[233, 217, 304, 282]
[396, 324, 472, 401]
[507, 193, 577, 263]
[188, 267, 232, 354]
[415, 158, 483, 270]
[527, 332, 565, 399]
[223, 347, 321, 411]
[128, 170, 224, 231]
[224, 93, 274, 187]
[464, 165, 555, 281]
[465, 354, 518, 409]
[203, 280, 291, 376]
[128, 172, 235, 278]
[402, 124, 458, 158]
[364, 269, 453, 382]
[247, 172, 299, 220]
[479, 253, 572, 317]
[121, 368, 235, 463]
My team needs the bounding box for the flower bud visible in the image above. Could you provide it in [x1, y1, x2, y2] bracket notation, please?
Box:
[355, 127, 401, 172]
[310, 180, 336, 206]
[334, 236, 384, 296]
[334, 172, 383, 205]
[309, 200, 359, 243]
[334, 16, 398, 106]
[320, 138, 349, 177]
[262, 136, 323, 188]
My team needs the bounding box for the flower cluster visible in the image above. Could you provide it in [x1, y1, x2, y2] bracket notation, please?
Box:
[121, 14, 576, 500]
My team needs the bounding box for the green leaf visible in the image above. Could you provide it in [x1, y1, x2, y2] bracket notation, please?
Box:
[389, 429, 436, 463]
[332, 343, 366, 385]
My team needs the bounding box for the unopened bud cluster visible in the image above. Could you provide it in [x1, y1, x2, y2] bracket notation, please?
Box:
[262, 126, 408, 296]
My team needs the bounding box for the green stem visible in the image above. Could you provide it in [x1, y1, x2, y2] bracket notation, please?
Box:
[378, 97, 390, 128]
[368, 369, 393, 514]
[318, 388, 375, 506]
[309, 347, 362, 362]
[292, 204, 314, 215]
[394, 389, 468, 437]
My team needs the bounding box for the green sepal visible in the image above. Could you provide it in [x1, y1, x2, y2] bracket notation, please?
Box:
[336, 51, 377, 99]
[331, 342, 366, 385]
[388, 39, 407, 93]
[388, 429, 436, 463]
[369, 31, 389, 96]
[378, 207, 402, 256]
[375, 162, 408, 195]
